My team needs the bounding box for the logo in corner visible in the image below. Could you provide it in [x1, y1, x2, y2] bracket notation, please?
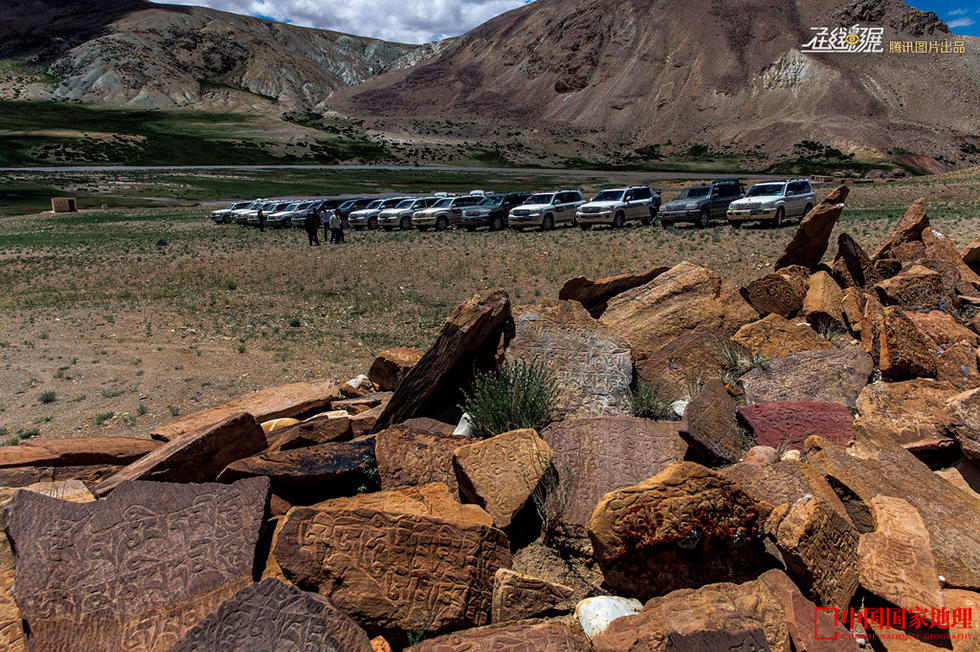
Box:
[802, 24, 884, 53]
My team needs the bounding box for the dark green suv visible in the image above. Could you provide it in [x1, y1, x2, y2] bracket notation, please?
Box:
[659, 178, 744, 228]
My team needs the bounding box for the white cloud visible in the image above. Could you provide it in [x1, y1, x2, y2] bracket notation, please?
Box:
[948, 16, 976, 28]
[948, 7, 968, 16]
[156, 0, 531, 43]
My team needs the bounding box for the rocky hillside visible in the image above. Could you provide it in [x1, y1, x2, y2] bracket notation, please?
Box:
[1, 0, 430, 109]
[2, 188, 980, 649]
[327, 0, 980, 168]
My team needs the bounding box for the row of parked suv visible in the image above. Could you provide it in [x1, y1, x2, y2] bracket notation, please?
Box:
[210, 178, 817, 232]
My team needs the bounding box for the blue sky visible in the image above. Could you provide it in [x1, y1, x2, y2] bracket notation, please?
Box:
[156, 0, 980, 43]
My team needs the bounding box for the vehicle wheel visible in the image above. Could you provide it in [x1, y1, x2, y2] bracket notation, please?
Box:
[490, 215, 504, 231]
[368, 217, 378, 230]
[613, 212, 626, 228]
[697, 208, 710, 229]
[541, 214, 555, 231]
[661, 219, 673, 228]
[400, 217, 411, 230]
[802, 203, 813, 218]
[580, 223, 592, 231]
[773, 207, 785, 228]
[436, 216, 449, 231]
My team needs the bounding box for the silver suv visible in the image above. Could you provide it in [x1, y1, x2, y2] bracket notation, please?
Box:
[349, 197, 410, 230]
[727, 179, 816, 228]
[508, 190, 585, 231]
[412, 195, 483, 231]
[378, 197, 439, 231]
[576, 186, 660, 229]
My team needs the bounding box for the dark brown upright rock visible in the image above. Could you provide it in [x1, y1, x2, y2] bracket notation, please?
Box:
[5, 477, 269, 652]
[774, 185, 849, 271]
[870, 198, 930, 262]
[169, 578, 373, 652]
[540, 417, 687, 535]
[558, 265, 669, 318]
[680, 378, 742, 465]
[832, 232, 882, 289]
[95, 411, 267, 496]
[374, 290, 513, 431]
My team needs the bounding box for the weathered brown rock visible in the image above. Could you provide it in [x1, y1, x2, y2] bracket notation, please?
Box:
[860, 292, 886, 360]
[491, 568, 574, 623]
[774, 185, 849, 271]
[506, 300, 632, 419]
[743, 266, 809, 317]
[805, 430, 980, 589]
[937, 342, 980, 390]
[906, 310, 980, 348]
[832, 232, 882, 289]
[743, 446, 780, 465]
[856, 380, 957, 451]
[368, 347, 423, 391]
[740, 346, 873, 408]
[871, 199, 930, 262]
[875, 257, 904, 278]
[6, 477, 269, 651]
[170, 578, 373, 651]
[964, 237, 980, 275]
[841, 286, 868, 334]
[398, 417, 456, 435]
[875, 264, 958, 313]
[944, 589, 980, 652]
[680, 378, 742, 465]
[0, 436, 161, 468]
[152, 379, 340, 441]
[722, 459, 850, 523]
[94, 411, 267, 497]
[265, 413, 353, 451]
[331, 392, 392, 415]
[936, 458, 980, 502]
[733, 314, 833, 359]
[764, 496, 860, 608]
[453, 429, 552, 529]
[857, 496, 944, 614]
[737, 402, 855, 451]
[588, 462, 769, 600]
[947, 388, 980, 463]
[877, 306, 940, 380]
[408, 618, 591, 652]
[540, 417, 687, 534]
[375, 425, 463, 498]
[558, 264, 669, 318]
[350, 404, 384, 438]
[803, 271, 845, 328]
[0, 463, 122, 489]
[374, 290, 513, 430]
[312, 482, 492, 527]
[217, 438, 376, 501]
[593, 569, 857, 652]
[634, 326, 731, 390]
[922, 226, 980, 290]
[272, 504, 510, 637]
[599, 261, 757, 359]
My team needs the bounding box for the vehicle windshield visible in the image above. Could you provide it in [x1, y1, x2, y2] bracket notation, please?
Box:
[479, 195, 504, 206]
[746, 183, 786, 198]
[262, 202, 278, 210]
[527, 194, 555, 205]
[381, 198, 404, 208]
[432, 198, 453, 208]
[364, 200, 383, 210]
[675, 187, 710, 200]
[283, 203, 298, 212]
[593, 189, 625, 202]
[297, 203, 311, 210]
[395, 200, 414, 209]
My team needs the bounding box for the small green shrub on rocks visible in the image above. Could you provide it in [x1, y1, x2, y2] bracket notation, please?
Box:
[460, 359, 557, 439]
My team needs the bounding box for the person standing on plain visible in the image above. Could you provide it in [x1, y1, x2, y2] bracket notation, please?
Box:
[257, 208, 265, 232]
[320, 205, 331, 243]
[304, 209, 320, 246]
[329, 209, 343, 244]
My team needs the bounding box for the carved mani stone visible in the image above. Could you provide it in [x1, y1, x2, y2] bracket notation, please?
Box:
[272, 505, 511, 638]
[5, 477, 270, 652]
[407, 618, 591, 652]
[739, 346, 873, 409]
[680, 378, 742, 465]
[374, 425, 464, 498]
[169, 578, 372, 652]
[737, 401, 855, 451]
[491, 568, 574, 623]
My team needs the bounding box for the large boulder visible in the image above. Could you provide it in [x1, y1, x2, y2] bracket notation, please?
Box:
[490, 568, 574, 623]
[408, 618, 591, 651]
[764, 496, 860, 609]
[453, 429, 553, 529]
[863, 304, 939, 380]
[151, 379, 340, 441]
[599, 261, 757, 359]
[870, 199, 930, 262]
[374, 290, 513, 430]
[368, 347, 423, 391]
[742, 266, 809, 317]
[906, 310, 980, 348]
[963, 237, 980, 275]
[5, 478, 269, 651]
[558, 265, 669, 318]
[0, 436, 160, 469]
[737, 401, 855, 452]
[857, 496, 944, 614]
[95, 411, 267, 497]
[169, 578, 373, 652]
[875, 264, 959, 313]
[946, 388, 980, 463]
[374, 425, 463, 498]
[272, 503, 510, 638]
[831, 232, 882, 289]
[634, 326, 731, 390]
[856, 379, 957, 451]
[937, 343, 980, 391]
[721, 459, 850, 523]
[505, 300, 632, 419]
[774, 185, 849, 270]
[802, 271, 845, 328]
[587, 462, 770, 600]
[739, 346, 873, 408]
[732, 314, 833, 359]
[805, 430, 980, 589]
[540, 417, 687, 535]
[680, 378, 742, 465]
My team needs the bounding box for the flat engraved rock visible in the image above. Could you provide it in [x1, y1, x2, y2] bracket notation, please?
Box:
[5, 477, 269, 652]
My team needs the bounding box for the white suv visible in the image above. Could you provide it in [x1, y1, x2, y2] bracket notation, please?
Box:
[576, 186, 661, 229]
[727, 179, 816, 228]
[508, 190, 585, 231]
